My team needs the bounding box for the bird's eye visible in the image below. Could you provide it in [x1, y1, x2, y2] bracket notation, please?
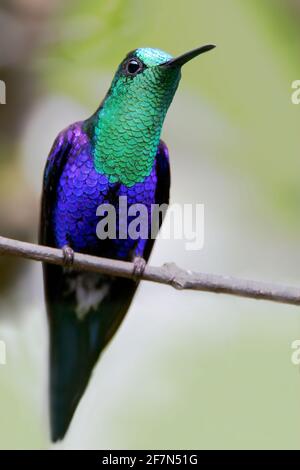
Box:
[125, 59, 143, 76]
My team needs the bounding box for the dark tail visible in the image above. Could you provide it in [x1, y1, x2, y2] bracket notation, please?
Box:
[49, 303, 101, 441]
[44, 264, 136, 442]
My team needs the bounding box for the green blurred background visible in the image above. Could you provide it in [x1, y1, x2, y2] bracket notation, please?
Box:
[0, 0, 300, 449]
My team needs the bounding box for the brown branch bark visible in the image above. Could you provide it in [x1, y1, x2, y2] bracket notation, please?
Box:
[0, 235, 299, 307]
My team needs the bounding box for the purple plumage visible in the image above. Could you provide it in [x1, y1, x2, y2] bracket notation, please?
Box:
[52, 122, 159, 258]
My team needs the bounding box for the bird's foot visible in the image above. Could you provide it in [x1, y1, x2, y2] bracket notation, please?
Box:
[62, 245, 74, 270]
[132, 256, 146, 282]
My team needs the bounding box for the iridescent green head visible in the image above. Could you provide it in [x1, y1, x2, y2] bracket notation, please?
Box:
[93, 45, 215, 186]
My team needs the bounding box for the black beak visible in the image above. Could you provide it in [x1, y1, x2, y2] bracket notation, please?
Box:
[161, 44, 216, 68]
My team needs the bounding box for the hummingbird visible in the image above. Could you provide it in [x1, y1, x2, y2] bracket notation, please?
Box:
[40, 44, 215, 441]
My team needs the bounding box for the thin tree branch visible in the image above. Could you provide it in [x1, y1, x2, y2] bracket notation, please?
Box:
[0, 235, 299, 307]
